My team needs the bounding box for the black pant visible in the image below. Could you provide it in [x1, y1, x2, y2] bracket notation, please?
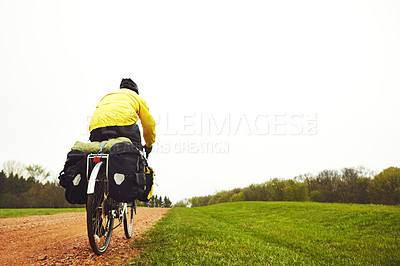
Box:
[90, 124, 142, 148]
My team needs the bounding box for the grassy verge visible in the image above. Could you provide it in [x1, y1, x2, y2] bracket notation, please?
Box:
[0, 208, 85, 218]
[131, 201, 400, 265]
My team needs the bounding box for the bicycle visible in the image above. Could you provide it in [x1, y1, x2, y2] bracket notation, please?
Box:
[85, 147, 149, 255]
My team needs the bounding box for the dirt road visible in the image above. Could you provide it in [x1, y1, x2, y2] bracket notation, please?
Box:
[0, 208, 169, 265]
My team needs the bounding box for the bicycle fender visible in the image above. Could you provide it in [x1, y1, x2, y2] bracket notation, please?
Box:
[87, 161, 103, 195]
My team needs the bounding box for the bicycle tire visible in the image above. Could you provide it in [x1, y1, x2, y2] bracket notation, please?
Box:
[86, 163, 114, 255]
[123, 202, 134, 239]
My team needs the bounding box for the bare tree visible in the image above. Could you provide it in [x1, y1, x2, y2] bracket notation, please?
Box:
[2, 160, 25, 177]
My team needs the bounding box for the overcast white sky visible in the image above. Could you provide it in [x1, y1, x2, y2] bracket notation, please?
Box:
[0, 0, 399, 203]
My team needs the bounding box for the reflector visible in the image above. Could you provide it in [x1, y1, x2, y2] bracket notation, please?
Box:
[93, 157, 101, 162]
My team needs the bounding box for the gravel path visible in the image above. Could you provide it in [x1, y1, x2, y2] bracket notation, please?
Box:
[0, 208, 169, 265]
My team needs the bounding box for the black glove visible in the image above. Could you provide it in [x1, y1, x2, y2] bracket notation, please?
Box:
[144, 145, 152, 158]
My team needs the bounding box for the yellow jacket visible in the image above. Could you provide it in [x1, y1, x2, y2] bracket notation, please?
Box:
[89, 89, 156, 147]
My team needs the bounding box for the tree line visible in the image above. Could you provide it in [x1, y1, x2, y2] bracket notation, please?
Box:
[0, 161, 172, 208]
[0, 170, 74, 208]
[188, 166, 400, 207]
[141, 195, 172, 208]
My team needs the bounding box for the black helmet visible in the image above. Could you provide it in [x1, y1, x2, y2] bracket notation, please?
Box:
[120, 78, 138, 94]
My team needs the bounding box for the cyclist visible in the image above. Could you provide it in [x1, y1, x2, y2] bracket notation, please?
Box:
[89, 78, 156, 157]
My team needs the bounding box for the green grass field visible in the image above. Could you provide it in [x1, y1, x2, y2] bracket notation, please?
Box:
[0, 208, 85, 218]
[132, 201, 400, 265]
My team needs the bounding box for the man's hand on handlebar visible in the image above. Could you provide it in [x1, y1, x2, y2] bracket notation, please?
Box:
[144, 145, 152, 158]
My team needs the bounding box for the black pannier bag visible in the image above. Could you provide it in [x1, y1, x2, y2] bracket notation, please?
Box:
[109, 142, 142, 202]
[58, 150, 88, 204]
[109, 141, 155, 202]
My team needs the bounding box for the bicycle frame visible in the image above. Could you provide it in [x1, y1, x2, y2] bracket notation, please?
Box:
[86, 153, 131, 228]
[85, 148, 143, 254]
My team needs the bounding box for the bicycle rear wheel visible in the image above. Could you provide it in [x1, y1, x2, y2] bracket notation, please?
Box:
[86, 164, 114, 255]
[123, 202, 135, 239]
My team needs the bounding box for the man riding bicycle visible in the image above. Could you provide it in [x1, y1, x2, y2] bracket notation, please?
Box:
[89, 78, 156, 157]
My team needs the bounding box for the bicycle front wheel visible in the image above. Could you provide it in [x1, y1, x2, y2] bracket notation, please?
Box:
[123, 202, 135, 239]
[86, 163, 114, 255]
